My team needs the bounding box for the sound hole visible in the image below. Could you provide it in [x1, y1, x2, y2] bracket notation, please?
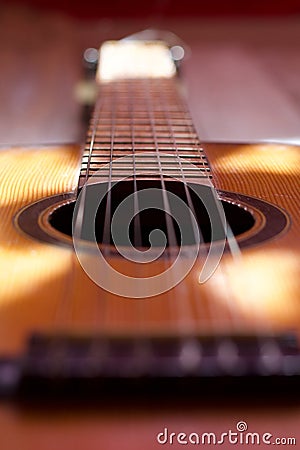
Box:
[49, 180, 255, 247]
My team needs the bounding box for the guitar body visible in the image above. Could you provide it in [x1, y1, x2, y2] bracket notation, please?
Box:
[0, 142, 300, 449]
[0, 141, 299, 355]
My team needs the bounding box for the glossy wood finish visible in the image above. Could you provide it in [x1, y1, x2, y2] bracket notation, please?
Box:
[0, 141, 299, 356]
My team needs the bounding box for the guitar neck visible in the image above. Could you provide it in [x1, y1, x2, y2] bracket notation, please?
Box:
[78, 40, 211, 190]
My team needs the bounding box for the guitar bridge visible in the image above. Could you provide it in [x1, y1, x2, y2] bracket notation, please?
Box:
[1, 334, 300, 400]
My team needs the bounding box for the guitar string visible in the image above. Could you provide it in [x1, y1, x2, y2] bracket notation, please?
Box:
[129, 80, 143, 249]
[75, 86, 112, 334]
[144, 82, 178, 242]
[101, 82, 116, 247]
[128, 79, 148, 333]
[137, 76, 185, 332]
[53, 90, 106, 331]
[158, 77, 204, 335]
[83, 89, 103, 188]
[94, 81, 119, 336]
[179, 94, 248, 334]
[144, 78, 178, 248]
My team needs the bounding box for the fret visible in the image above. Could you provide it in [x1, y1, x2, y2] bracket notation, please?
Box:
[79, 175, 206, 183]
[86, 134, 189, 142]
[81, 154, 208, 163]
[82, 150, 209, 167]
[87, 125, 194, 134]
[86, 133, 199, 142]
[91, 127, 198, 134]
[80, 166, 211, 176]
[83, 148, 205, 156]
[79, 174, 184, 183]
[80, 155, 209, 166]
[79, 169, 210, 177]
[86, 136, 200, 144]
[89, 119, 194, 127]
[83, 145, 205, 152]
[84, 143, 202, 151]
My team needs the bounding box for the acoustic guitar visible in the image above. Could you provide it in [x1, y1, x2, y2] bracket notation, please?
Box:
[0, 35, 299, 411]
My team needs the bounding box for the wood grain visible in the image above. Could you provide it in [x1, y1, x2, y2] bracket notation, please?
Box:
[0, 142, 299, 355]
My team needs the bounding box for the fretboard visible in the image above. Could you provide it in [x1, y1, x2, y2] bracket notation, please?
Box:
[78, 42, 211, 190]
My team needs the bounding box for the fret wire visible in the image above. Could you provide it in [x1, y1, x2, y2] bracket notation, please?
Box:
[86, 133, 199, 140]
[88, 125, 194, 132]
[83, 149, 205, 157]
[95, 144, 203, 149]
[90, 118, 194, 125]
[80, 161, 210, 169]
[86, 135, 199, 141]
[82, 154, 206, 161]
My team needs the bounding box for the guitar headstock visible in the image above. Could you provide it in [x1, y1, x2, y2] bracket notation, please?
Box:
[97, 40, 177, 83]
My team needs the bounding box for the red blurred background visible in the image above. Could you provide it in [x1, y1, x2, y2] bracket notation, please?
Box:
[5, 0, 300, 18]
[1, 0, 300, 145]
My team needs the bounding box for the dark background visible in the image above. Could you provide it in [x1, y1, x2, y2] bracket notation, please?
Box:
[5, 0, 300, 18]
